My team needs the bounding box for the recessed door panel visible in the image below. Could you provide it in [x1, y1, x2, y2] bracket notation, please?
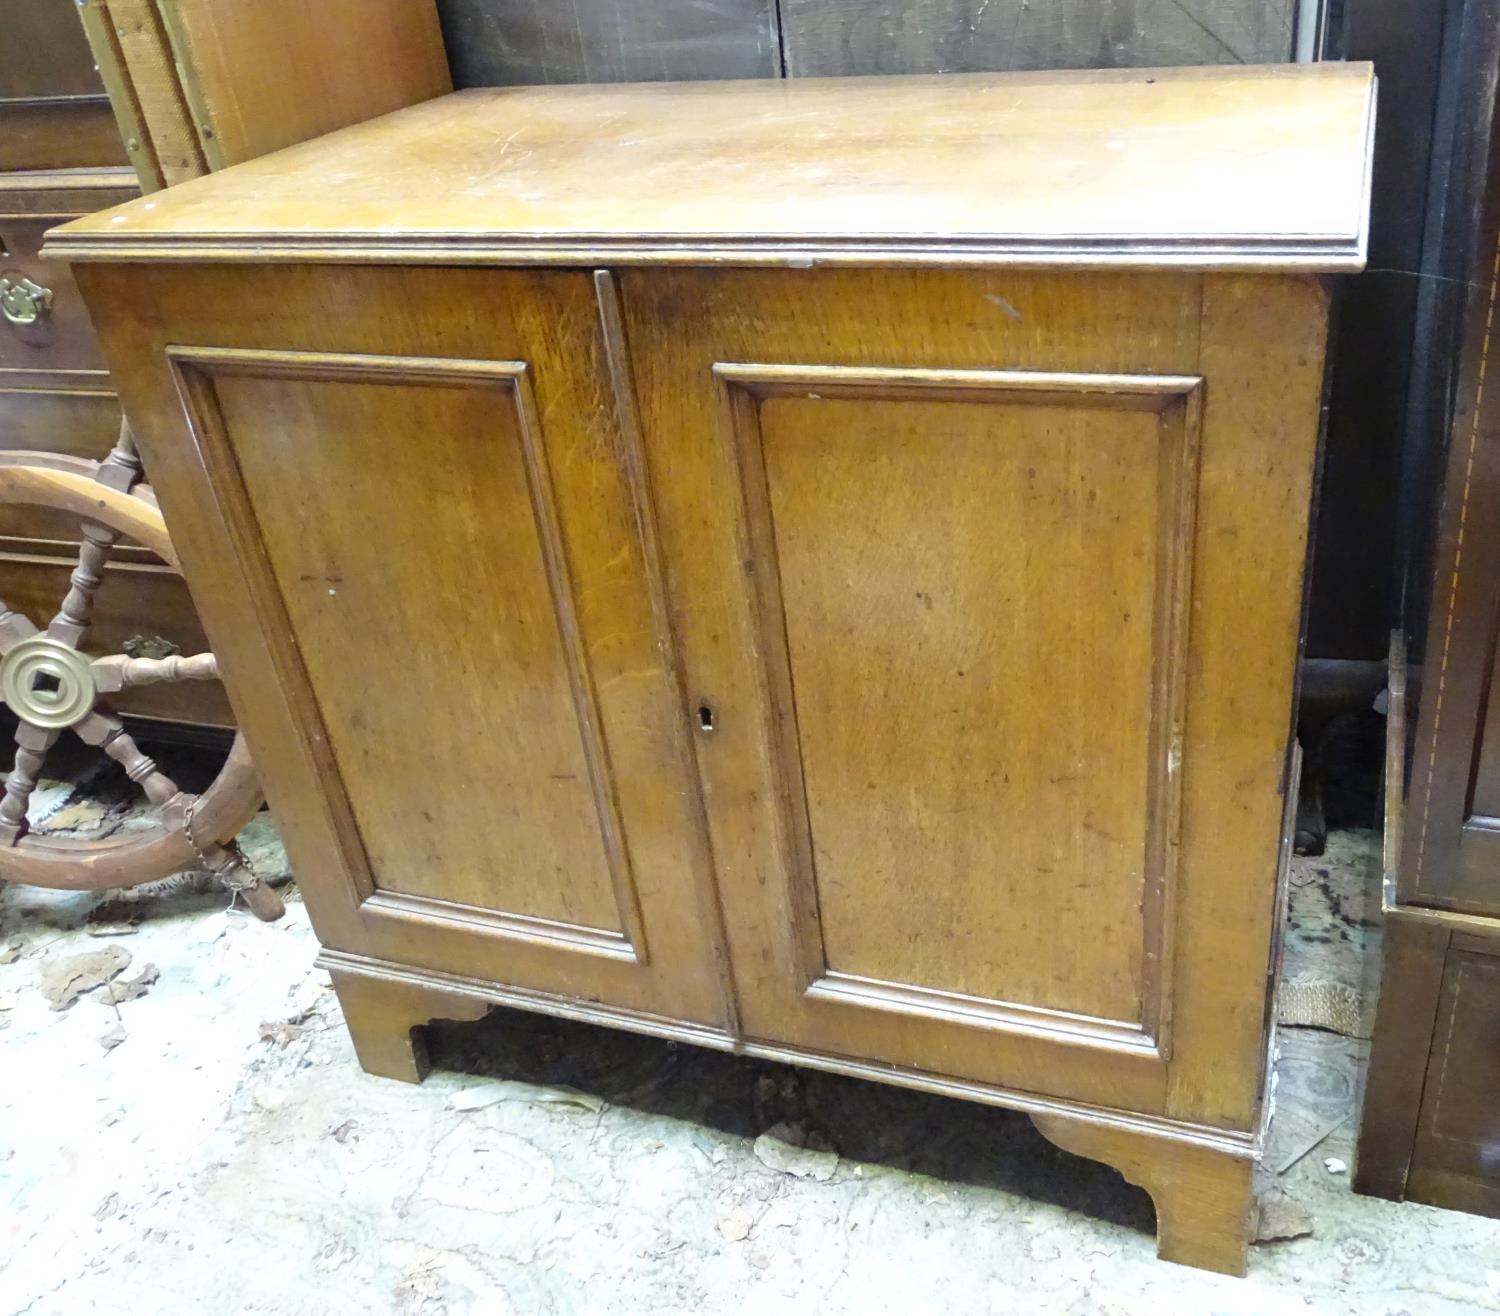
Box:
[743, 378, 1196, 1030]
[205, 365, 626, 935]
[720, 366, 1199, 1053]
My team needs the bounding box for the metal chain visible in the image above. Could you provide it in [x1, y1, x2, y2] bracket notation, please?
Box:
[182, 795, 257, 893]
[181, 794, 211, 867]
[215, 856, 258, 894]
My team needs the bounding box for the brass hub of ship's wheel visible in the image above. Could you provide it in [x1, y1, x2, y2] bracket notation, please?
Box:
[0, 423, 281, 920]
[0, 635, 99, 729]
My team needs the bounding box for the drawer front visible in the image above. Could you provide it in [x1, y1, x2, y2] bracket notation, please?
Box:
[1, 0, 112, 101]
[623, 267, 1329, 1129]
[0, 214, 111, 374]
[0, 553, 232, 727]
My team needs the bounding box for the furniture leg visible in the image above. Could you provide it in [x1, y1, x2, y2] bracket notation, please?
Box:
[1031, 1113, 1257, 1276]
[330, 968, 491, 1085]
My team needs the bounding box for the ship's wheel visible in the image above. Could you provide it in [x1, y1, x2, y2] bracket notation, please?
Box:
[0, 422, 280, 921]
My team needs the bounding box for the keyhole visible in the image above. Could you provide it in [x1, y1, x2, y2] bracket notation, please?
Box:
[697, 704, 715, 734]
[31, 672, 60, 694]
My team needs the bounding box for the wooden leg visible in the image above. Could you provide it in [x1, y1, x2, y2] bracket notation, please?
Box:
[330, 968, 491, 1085]
[1032, 1113, 1257, 1276]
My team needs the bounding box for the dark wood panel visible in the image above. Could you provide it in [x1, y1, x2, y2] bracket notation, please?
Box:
[0, 0, 107, 100]
[1454, 825, 1500, 917]
[1391, 0, 1496, 663]
[781, 0, 1295, 77]
[435, 0, 779, 86]
[1356, 0, 1500, 1226]
[0, 101, 128, 172]
[0, 170, 138, 218]
[1311, 0, 1453, 659]
[0, 0, 125, 170]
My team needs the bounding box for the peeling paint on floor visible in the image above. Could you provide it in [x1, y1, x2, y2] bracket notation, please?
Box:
[1, 825, 1498, 1315]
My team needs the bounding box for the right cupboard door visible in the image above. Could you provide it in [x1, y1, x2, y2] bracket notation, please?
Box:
[622, 268, 1329, 1127]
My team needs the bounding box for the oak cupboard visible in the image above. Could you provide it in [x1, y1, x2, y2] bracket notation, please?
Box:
[48, 63, 1376, 1275]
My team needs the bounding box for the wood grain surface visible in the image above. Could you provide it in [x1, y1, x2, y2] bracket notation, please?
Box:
[102, 0, 209, 186]
[158, 0, 451, 169]
[47, 64, 1376, 272]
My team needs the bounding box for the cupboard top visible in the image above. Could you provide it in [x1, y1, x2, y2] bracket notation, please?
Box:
[46, 63, 1374, 272]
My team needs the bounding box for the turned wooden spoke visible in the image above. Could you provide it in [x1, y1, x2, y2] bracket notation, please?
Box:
[0, 602, 38, 655]
[0, 721, 60, 843]
[44, 422, 149, 648]
[44, 425, 151, 650]
[92, 652, 218, 694]
[93, 419, 146, 494]
[72, 709, 183, 808]
[47, 523, 121, 649]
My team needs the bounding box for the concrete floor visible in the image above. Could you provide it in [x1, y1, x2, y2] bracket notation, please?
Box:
[2, 817, 1499, 1314]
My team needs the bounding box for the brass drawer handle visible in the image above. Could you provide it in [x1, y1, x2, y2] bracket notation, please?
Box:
[0, 275, 54, 326]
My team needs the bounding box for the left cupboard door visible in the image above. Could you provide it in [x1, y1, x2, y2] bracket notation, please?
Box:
[78, 264, 732, 1034]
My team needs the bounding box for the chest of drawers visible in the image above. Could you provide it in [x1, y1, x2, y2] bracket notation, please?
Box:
[0, 0, 128, 173]
[50, 63, 1376, 1274]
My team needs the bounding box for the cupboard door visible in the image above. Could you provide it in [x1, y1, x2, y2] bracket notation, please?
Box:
[82, 264, 730, 1031]
[624, 269, 1327, 1123]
